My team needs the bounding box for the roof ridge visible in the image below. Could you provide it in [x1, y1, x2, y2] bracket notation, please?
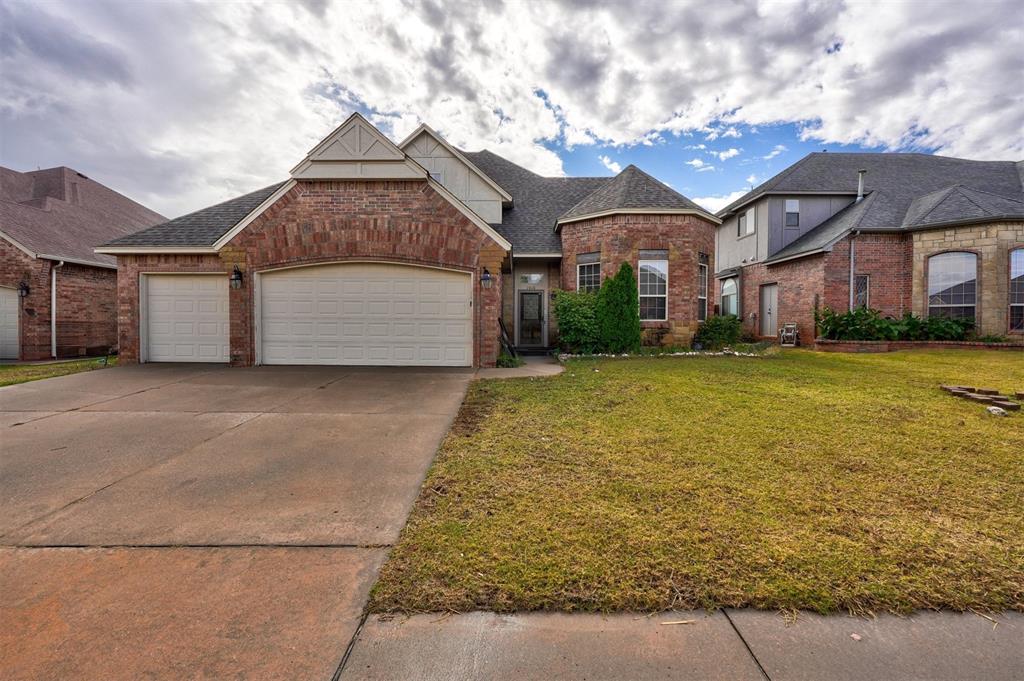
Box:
[717, 153, 818, 216]
[955, 183, 1024, 204]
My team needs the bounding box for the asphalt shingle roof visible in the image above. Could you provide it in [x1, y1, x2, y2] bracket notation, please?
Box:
[102, 182, 287, 247]
[462, 150, 609, 254]
[559, 164, 706, 221]
[1, 166, 165, 266]
[725, 153, 1024, 264]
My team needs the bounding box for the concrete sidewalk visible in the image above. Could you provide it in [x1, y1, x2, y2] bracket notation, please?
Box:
[476, 355, 564, 379]
[340, 610, 1024, 680]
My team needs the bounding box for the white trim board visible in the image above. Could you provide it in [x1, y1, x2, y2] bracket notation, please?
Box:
[557, 208, 722, 227]
[398, 124, 513, 203]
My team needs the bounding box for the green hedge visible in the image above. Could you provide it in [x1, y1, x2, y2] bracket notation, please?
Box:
[597, 262, 642, 353]
[816, 306, 974, 341]
[551, 262, 642, 354]
[693, 314, 742, 350]
[551, 290, 599, 354]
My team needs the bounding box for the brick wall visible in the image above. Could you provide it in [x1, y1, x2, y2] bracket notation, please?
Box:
[559, 213, 716, 346]
[0, 238, 51, 360]
[911, 221, 1024, 336]
[54, 263, 118, 357]
[1, 242, 118, 360]
[115, 253, 226, 363]
[116, 180, 508, 367]
[823, 233, 913, 317]
[739, 256, 825, 343]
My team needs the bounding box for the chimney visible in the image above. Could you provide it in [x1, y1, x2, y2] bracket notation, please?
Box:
[856, 169, 867, 202]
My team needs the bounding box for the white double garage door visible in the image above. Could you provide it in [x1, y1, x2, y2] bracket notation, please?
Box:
[144, 263, 473, 366]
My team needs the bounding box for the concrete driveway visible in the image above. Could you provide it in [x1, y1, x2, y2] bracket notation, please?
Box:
[0, 363, 472, 681]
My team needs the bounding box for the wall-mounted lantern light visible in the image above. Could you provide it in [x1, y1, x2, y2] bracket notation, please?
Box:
[18, 281, 30, 298]
[230, 266, 244, 290]
[480, 268, 493, 290]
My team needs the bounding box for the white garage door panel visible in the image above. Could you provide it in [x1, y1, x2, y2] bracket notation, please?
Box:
[260, 263, 472, 366]
[146, 275, 229, 363]
[0, 286, 19, 360]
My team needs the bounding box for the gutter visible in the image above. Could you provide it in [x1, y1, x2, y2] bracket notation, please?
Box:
[51, 260, 64, 358]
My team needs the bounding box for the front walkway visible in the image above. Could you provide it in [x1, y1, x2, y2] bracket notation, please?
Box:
[340, 610, 1023, 680]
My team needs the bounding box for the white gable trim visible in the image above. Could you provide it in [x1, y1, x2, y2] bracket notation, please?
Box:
[95, 246, 219, 255]
[398, 124, 513, 203]
[0, 230, 39, 259]
[426, 177, 511, 251]
[210, 179, 298, 250]
[557, 207, 722, 228]
[290, 112, 425, 180]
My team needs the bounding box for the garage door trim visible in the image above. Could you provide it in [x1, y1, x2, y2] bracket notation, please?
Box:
[139, 272, 230, 364]
[253, 260, 474, 367]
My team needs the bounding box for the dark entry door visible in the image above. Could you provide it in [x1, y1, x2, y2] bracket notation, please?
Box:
[519, 291, 544, 346]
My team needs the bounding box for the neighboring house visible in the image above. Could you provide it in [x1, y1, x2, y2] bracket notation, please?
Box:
[715, 153, 1024, 342]
[0, 166, 165, 360]
[97, 113, 719, 367]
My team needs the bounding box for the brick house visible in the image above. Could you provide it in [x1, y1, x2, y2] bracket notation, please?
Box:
[714, 153, 1024, 343]
[97, 114, 719, 367]
[1, 166, 165, 360]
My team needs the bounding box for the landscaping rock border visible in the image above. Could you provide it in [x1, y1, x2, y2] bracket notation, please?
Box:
[817, 339, 1024, 353]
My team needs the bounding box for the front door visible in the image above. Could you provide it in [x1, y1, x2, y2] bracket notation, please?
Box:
[760, 284, 778, 337]
[518, 291, 544, 347]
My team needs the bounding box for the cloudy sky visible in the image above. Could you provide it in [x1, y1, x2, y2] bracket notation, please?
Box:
[2, 0, 1022, 217]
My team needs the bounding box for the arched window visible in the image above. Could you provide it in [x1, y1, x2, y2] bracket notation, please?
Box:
[927, 252, 977, 320]
[1010, 248, 1024, 332]
[721, 278, 738, 316]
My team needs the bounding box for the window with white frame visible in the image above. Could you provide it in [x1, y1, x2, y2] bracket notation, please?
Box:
[721, 277, 738, 316]
[577, 263, 601, 293]
[928, 251, 977, 320]
[854, 274, 870, 309]
[737, 209, 754, 237]
[576, 252, 601, 293]
[697, 253, 709, 321]
[638, 253, 668, 321]
[1011, 248, 1024, 332]
[785, 199, 800, 227]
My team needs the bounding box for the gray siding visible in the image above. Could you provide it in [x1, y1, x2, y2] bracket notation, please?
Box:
[767, 196, 854, 256]
[715, 197, 768, 272]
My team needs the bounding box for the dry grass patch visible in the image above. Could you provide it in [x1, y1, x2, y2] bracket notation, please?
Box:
[371, 350, 1024, 615]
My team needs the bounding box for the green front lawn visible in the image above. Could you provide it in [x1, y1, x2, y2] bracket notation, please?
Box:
[0, 357, 116, 387]
[371, 350, 1024, 615]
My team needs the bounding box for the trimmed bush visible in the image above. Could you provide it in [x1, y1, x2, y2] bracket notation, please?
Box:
[693, 314, 742, 350]
[816, 307, 974, 342]
[551, 290, 599, 353]
[596, 262, 641, 353]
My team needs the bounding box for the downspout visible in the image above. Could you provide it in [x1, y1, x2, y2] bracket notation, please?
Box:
[51, 260, 64, 358]
[849, 169, 867, 310]
[848, 233, 856, 310]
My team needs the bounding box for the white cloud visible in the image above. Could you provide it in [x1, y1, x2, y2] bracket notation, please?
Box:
[746, 174, 758, 185]
[598, 154, 622, 173]
[706, 126, 742, 141]
[763, 145, 788, 160]
[0, 0, 1020, 216]
[686, 158, 715, 172]
[715, 148, 741, 161]
[693, 189, 750, 213]
[685, 143, 707, 150]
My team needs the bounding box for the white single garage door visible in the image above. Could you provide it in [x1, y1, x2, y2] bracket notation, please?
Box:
[145, 275, 229, 362]
[260, 263, 472, 366]
[0, 286, 18, 360]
